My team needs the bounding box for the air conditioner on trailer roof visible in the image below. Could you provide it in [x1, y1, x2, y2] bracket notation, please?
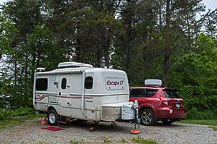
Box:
[58, 62, 93, 68]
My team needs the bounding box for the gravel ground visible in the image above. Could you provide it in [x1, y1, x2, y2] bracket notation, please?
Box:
[0, 118, 216, 144]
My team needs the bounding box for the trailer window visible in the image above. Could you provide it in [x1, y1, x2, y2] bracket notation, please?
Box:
[85, 77, 93, 89]
[61, 78, 67, 89]
[36, 78, 48, 91]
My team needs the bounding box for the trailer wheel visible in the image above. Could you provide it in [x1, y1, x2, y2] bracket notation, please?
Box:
[48, 110, 59, 126]
[140, 109, 156, 126]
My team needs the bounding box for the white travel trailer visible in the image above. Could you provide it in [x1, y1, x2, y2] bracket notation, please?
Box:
[33, 62, 137, 125]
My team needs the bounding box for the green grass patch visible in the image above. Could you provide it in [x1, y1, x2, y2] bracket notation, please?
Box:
[103, 137, 111, 143]
[177, 119, 217, 126]
[121, 138, 128, 143]
[69, 139, 84, 144]
[0, 114, 46, 129]
[209, 126, 217, 131]
[131, 137, 158, 144]
[33, 142, 50, 144]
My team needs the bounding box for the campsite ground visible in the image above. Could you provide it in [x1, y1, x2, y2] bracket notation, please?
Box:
[0, 117, 216, 144]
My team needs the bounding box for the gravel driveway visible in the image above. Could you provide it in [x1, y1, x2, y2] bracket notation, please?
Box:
[0, 118, 216, 144]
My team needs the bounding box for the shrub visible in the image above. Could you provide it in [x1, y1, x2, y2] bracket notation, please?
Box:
[0, 107, 35, 120]
[0, 109, 14, 120]
[13, 107, 35, 116]
[186, 108, 217, 120]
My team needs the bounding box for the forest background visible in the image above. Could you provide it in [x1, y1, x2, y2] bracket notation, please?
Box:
[0, 0, 216, 120]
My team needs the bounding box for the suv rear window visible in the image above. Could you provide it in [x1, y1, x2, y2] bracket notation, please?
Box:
[163, 89, 180, 98]
[130, 88, 158, 98]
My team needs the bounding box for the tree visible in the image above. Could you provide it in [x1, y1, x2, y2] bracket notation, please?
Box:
[3, 0, 43, 41]
[1, 0, 46, 108]
[0, 12, 18, 59]
[204, 9, 217, 38]
[169, 33, 217, 119]
[112, 0, 205, 86]
[44, 0, 121, 67]
[0, 12, 18, 109]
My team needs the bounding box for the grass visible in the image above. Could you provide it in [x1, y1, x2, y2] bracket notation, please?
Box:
[131, 137, 158, 144]
[177, 119, 217, 126]
[209, 126, 217, 131]
[0, 114, 46, 129]
[69, 139, 84, 144]
[103, 137, 111, 143]
[34, 142, 50, 144]
[121, 138, 128, 143]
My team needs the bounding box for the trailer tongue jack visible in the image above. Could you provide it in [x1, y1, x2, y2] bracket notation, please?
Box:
[130, 100, 140, 134]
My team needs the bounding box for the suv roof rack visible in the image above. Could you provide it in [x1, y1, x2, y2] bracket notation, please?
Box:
[145, 85, 161, 87]
[145, 79, 162, 87]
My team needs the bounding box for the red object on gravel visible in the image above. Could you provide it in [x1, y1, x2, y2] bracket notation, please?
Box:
[41, 127, 64, 131]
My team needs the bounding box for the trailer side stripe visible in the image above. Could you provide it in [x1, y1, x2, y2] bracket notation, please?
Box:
[35, 95, 92, 101]
[35, 95, 48, 101]
[56, 96, 92, 99]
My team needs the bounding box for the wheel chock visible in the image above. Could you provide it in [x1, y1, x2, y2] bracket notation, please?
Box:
[41, 120, 48, 124]
[89, 127, 95, 132]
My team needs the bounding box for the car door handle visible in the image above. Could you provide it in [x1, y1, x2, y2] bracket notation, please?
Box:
[67, 101, 71, 105]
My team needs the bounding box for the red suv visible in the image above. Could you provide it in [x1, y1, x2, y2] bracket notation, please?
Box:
[129, 80, 187, 125]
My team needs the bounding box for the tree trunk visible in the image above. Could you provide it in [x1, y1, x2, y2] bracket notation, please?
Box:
[24, 54, 28, 106]
[125, 0, 133, 77]
[76, 22, 82, 62]
[163, 46, 169, 87]
[163, 0, 171, 87]
[105, 29, 111, 68]
[14, 53, 17, 87]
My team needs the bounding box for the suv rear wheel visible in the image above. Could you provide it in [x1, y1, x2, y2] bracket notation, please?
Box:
[140, 109, 156, 126]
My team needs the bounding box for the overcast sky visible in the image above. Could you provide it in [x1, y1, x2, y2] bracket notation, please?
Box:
[0, 0, 216, 15]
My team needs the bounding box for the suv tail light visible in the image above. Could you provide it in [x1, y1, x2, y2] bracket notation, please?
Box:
[162, 99, 169, 107]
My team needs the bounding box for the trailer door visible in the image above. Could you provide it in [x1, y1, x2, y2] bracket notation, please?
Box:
[58, 74, 71, 117]
[68, 73, 85, 118]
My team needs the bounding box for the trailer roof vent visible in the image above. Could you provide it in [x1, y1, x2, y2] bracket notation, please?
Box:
[36, 68, 45, 72]
[58, 62, 93, 68]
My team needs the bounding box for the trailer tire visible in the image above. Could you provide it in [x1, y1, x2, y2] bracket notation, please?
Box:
[48, 110, 59, 126]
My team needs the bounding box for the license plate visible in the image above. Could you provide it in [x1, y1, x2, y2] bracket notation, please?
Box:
[176, 103, 181, 108]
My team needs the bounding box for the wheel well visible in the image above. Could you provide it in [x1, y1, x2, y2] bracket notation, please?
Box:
[47, 106, 56, 112]
[139, 107, 158, 121]
[139, 107, 154, 115]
